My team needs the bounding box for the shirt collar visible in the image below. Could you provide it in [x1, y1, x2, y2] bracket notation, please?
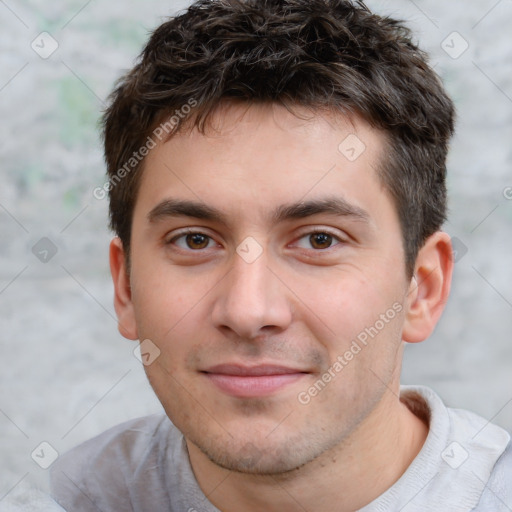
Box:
[360, 385, 510, 511]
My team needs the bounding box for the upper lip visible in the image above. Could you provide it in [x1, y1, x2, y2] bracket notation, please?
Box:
[202, 364, 308, 376]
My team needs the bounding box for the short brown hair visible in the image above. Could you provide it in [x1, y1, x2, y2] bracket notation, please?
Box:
[102, 0, 455, 276]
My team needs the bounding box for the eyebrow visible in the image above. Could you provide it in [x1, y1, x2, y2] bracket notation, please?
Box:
[271, 197, 370, 224]
[147, 196, 370, 226]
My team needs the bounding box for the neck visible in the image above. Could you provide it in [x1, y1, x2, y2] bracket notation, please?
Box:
[187, 388, 429, 512]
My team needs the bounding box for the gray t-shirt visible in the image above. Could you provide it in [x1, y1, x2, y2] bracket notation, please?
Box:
[50, 386, 512, 511]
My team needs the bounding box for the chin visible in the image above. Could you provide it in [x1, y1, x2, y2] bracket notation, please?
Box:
[207, 446, 307, 475]
[191, 430, 324, 476]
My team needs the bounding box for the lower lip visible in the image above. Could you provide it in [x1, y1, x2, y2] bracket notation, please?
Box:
[204, 373, 305, 398]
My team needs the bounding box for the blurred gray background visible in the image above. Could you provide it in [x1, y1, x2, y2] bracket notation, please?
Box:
[1, 0, 511, 498]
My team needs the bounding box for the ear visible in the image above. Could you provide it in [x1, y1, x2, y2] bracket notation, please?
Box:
[109, 237, 138, 340]
[402, 231, 453, 343]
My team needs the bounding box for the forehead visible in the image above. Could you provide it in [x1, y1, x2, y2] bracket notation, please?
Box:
[134, 103, 392, 227]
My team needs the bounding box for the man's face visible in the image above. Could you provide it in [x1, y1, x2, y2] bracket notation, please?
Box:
[124, 103, 412, 474]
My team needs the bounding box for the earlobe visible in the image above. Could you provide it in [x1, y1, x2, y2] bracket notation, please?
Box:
[109, 237, 139, 340]
[402, 231, 453, 343]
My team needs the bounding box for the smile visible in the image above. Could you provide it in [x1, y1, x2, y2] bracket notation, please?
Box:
[201, 364, 308, 398]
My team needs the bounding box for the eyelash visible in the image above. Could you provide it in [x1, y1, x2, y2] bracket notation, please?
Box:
[166, 228, 346, 252]
[167, 230, 219, 251]
[293, 228, 346, 250]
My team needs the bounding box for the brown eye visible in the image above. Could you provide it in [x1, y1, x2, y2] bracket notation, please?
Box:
[185, 233, 210, 249]
[309, 233, 333, 249]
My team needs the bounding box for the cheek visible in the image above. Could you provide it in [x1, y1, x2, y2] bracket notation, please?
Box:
[293, 271, 392, 342]
[293, 270, 405, 389]
[131, 268, 215, 365]
[131, 259, 208, 330]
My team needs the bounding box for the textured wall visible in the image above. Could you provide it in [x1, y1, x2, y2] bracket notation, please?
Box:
[1, 0, 511, 498]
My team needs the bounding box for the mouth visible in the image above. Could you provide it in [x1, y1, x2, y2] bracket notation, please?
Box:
[201, 364, 309, 398]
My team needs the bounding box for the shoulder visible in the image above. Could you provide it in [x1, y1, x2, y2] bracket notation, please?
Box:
[0, 485, 67, 512]
[50, 414, 180, 511]
[475, 440, 512, 511]
[52, 413, 175, 476]
[396, 386, 512, 511]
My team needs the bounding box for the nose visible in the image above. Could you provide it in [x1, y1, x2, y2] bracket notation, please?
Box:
[211, 248, 293, 341]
